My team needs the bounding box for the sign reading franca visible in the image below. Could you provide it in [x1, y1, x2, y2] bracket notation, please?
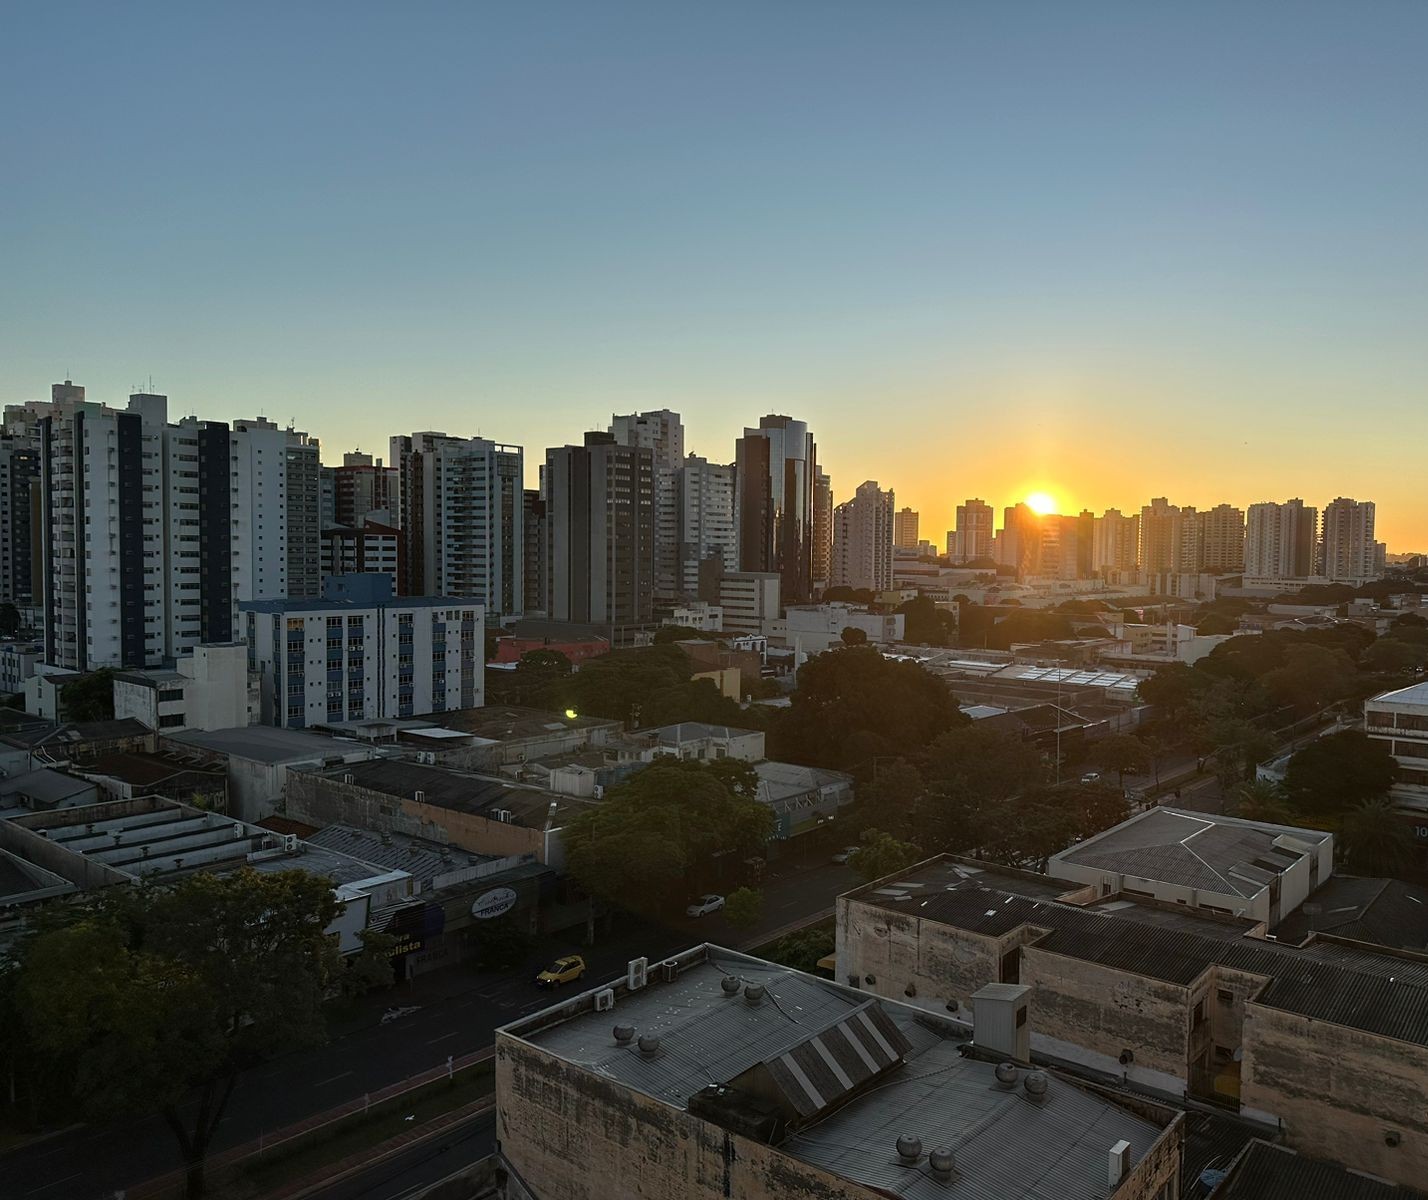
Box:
[471, 887, 518, 920]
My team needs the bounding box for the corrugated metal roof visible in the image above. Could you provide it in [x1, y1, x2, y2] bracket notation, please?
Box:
[761, 1002, 911, 1118]
[1212, 1139, 1428, 1199]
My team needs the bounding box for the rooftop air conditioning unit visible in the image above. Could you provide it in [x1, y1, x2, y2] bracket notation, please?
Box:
[594, 988, 615, 1012]
[283, 834, 299, 852]
[627, 957, 648, 990]
[414, 789, 425, 803]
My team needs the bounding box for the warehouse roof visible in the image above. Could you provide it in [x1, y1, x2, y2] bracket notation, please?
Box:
[852, 857, 1428, 1048]
[1211, 1139, 1428, 1199]
[504, 945, 1171, 1200]
[166, 725, 362, 765]
[1273, 876, 1428, 952]
[1049, 808, 1330, 900]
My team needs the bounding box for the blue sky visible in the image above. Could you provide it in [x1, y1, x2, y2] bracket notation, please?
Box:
[3, 2, 1425, 546]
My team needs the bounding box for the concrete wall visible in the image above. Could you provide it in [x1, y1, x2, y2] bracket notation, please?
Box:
[496, 1035, 882, 1200]
[1241, 1001, 1428, 1188]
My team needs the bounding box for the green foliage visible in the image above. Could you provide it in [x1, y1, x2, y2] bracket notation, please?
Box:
[723, 887, 764, 929]
[654, 625, 719, 644]
[521, 648, 573, 674]
[341, 928, 397, 997]
[1339, 797, 1412, 876]
[1362, 637, 1428, 673]
[759, 925, 835, 974]
[551, 643, 691, 725]
[1090, 733, 1151, 783]
[638, 677, 752, 728]
[471, 916, 532, 970]
[0, 602, 20, 637]
[848, 829, 922, 881]
[976, 784, 1129, 871]
[840, 626, 868, 646]
[705, 758, 760, 799]
[11, 870, 340, 1197]
[770, 645, 964, 772]
[1259, 645, 1357, 715]
[1283, 730, 1397, 818]
[1232, 779, 1295, 826]
[1196, 612, 1237, 636]
[897, 595, 957, 646]
[823, 586, 875, 605]
[562, 761, 775, 912]
[981, 608, 1075, 651]
[1137, 662, 1210, 715]
[60, 669, 116, 721]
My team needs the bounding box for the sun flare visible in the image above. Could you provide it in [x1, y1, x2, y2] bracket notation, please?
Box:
[1024, 491, 1057, 516]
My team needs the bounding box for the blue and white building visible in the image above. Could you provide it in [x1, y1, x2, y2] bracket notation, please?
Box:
[242, 574, 482, 729]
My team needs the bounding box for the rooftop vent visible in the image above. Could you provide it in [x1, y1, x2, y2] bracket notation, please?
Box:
[613, 1024, 635, 1045]
[929, 1148, 955, 1178]
[1023, 1071, 1048, 1100]
[720, 975, 742, 996]
[895, 1135, 922, 1165]
[637, 1034, 661, 1056]
[744, 983, 766, 1007]
[995, 1062, 1020, 1089]
[1108, 1140, 1131, 1189]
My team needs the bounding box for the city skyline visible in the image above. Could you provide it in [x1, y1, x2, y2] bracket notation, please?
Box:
[3, 4, 1426, 550]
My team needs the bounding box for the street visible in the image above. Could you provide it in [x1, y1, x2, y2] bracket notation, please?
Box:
[292, 1110, 497, 1200]
[1, 859, 854, 1200]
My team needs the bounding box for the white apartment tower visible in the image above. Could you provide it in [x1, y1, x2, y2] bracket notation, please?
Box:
[1245, 499, 1319, 579]
[1321, 497, 1381, 584]
[390, 432, 524, 619]
[1195, 503, 1246, 573]
[831, 480, 895, 593]
[676, 455, 737, 600]
[893, 507, 919, 550]
[610, 410, 684, 608]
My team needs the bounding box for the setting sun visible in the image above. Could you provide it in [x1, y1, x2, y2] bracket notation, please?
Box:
[1024, 491, 1057, 516]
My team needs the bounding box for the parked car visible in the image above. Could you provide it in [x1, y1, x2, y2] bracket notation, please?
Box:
[686, 894, 726, 918]
[534, 954, 587, 989]
[830, 846, 860, 864]
[1080, 772, 1101, 784]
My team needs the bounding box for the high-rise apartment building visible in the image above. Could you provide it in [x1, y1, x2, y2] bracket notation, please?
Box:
[811, 468, 832, 595]
[997, 503, 1042, 576]
[676, 456, 737, 600]
[893, 506, 919, 550]
[522, 489, 547, 619]
[0, 415, 42, 607]
[735, 415, 817, 603]
[1092, 508, 1139, 575]
[1245, 499, 1318, 579]
[1321, 497, 1381, 583]
[1037, 513, 1086, 580]
[831, 481, 895, 593]
[284, 426, 322, 599]
[1138, 497, 1181, 574]
[390, 432, 524, 618]
[1195, 503, 1246, 572]
[545, 432, 655, 626]
[610, 410, 683, 607]
[952, 499, 995, 563]
[331, 450, 399, 527]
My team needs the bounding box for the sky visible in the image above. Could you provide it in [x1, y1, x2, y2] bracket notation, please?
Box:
[3, 2, 1426, 549]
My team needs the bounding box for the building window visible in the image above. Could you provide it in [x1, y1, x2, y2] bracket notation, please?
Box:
[159, 713, 185, 728]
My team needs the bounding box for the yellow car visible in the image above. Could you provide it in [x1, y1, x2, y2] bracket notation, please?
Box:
[535, 954, 587, 989]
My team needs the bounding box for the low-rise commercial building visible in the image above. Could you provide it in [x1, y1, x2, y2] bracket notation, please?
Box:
[1366, 682, 1428, 811]
[0, 640, 41, 697]
[755, 760, 855, 840]
[630, 721, 766, 762]
[1047, 808, 1334, 925]
[777, 604, 904, 652]
[838, 855, 1428, 1188]
[112, 642, 256, 733]
[494, 943, 1183, 1200]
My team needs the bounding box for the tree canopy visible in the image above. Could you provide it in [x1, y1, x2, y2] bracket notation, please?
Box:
[897, 595, 957, 646]
[61, 669, 116, 722]
[1283, 730, 1397, 818]
[562, 761, 775, 912]
[848, 829, 922, 881]
[10, 869, 340, 1197]
[770, 645, 963, 772]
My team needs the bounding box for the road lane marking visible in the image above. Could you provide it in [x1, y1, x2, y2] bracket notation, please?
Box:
[25, 1173, 81, 1196]
[426, 1031, 460, 1045]
[313, 1071, 355, 1087]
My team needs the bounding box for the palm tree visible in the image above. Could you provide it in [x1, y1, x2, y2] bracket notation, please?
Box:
[1233, 779, 1295, 825]
[1340, 797, 1411, 877]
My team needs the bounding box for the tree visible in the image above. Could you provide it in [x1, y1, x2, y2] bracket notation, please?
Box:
[341, 928, 396, 996]
[1339, 797, 1411, 876]
[840, 626, 868, 646]
[1090, 734, 1151, 785]
[1137, 663, 1209, 716]
[848, 829, 922, 881]
[1260, 645, 1357, 715]
[761, 926, 835, 974]
[977, 789, 1081, 871]
[60, 669, 116, 721]
[1196, 612, 1237, 636]
[1232, 779, 1295, 825]
[551, 643, 692, 725]
[897, 595, 957, 646]
[857, 759, 926, 840]
[471, 916, 532, 970]
[13, 870, 340, 1198]
[724, 887, 764, 930]
[1363, 638, 1428, 673]
[921, 725, 1045, 810]
[1206, 717, 1277, 788]
[639, 677, 751, 728]
[770, 645, 963, 772]
[1283, 730, 1397, 818]
[562, 761, 775, 912]
[0, 602, 20, 637]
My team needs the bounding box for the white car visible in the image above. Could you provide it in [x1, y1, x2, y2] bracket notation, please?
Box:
[831, 846, 860, 865]
[686, 894, 725, 918]
[1080, 772, 1102, 784]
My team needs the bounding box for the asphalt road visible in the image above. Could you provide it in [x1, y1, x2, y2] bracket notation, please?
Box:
[295, 1111, 497, 1200]
[3, 859, 854, 1200]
